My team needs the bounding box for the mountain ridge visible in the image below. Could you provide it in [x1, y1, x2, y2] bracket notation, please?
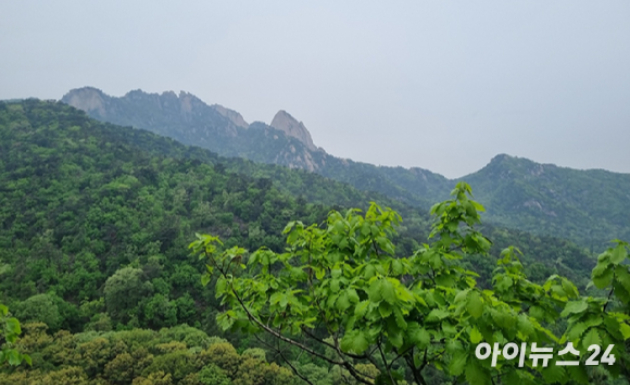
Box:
[60, 87, 630, 248]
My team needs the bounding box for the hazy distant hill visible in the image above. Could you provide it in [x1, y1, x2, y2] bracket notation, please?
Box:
[462, 154, 630, 249]
[61, 87, 630, 248]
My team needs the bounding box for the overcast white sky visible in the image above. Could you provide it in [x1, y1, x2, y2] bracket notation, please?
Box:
[2, 1, 629, 178]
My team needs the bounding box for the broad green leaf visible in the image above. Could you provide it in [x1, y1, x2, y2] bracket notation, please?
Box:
[215, 277, 227, 298]
[394, 308, 407, 329]
[407, 324, 431, 348]
[542, 365, 566, 384]
[442, 321, 457, 335]
[426, 309, 450, 322]
[391, 259, 403, 276]
[561, 278, 579, 299]
[466, 291, 484, 319]
[379, 302, 393, 318]
[529, 306, 545, 321]
[454, 289, 470, 304]
[326, 294, 339, 308]
[337, 292, 351, 311]
[201, 273, 211, 287]
[567, 322, 588, 342]
[610, 245, 627, 264]
[619, 322, 630, 340]
[7, 350, 21, 366]
[363, 264, 376, 279]
[566, 365, 589, 385]
[469, 327, 483, 344]
[368, 279, 383, 302]
[583, 315, 603, 328]
[355, 300, 370, 318]
[270, 292, 283, 306]
[446, 339, 463, 355]
[582, 328, 601, 349]
[591, 262, 609, 278]
[502, 370, 520, 385]
[615, 265, 630, 294]
[517, 314, 535, 337]
[471, 201, 485, 212]
[449, 350, 468, 376]
[561, 300, 588, 317]
[465, 360, 490, 385]
[381, 279, 396, 304]
[340, 330, 369, 354]
[347, 288, 360, 303]
[216, 310, 236, 330]
[495, 275, 513, 292]
[6, 318, 21, 336]
[593, 267, 614, 289]
[389, 328, 403, 348]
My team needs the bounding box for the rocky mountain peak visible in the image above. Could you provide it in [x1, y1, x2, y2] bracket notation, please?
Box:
[212, 104, 249, 129]
[490, 153, 513, 164]
[270, 110, 317, 151]
[61, 87, 109, 117]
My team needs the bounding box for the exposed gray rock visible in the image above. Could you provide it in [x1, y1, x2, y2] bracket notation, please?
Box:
[270, 110, 317, 151]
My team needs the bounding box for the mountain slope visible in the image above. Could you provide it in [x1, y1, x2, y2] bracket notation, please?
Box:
[461, 154, 630, 249]
[60, 87, 445, 205]
[61, 87, 630, 249]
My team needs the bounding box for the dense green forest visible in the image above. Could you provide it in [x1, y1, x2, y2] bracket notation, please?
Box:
[61, 87, 630, 249]
[0, 100, 603, 383]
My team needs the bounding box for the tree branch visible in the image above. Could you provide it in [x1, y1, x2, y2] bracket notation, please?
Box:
[216, 265, 373, 385]
[404, 352, 427, 385]
[377, 338, 396, 385]
[253, 334, 315, 385]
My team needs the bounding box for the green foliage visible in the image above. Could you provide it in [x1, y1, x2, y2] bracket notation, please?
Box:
[3, 99, 624, 384]
[13, 294, 62, 331]
[0, 100, 337, 337]
[193, 183, 579, 384]
[104, 267, 151, 324]
[198, 364, 231, 385]
[0, 302, 30, 367]
[0, 99, 593, 341]
[0, 324, 293, 384]
[560, 241, 630, 378]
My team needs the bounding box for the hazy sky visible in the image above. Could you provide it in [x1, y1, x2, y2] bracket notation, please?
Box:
[2, 1, 629, 178]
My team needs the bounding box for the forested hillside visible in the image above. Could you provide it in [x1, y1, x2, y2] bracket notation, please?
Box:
[0, 100, 597, 383]
[462, 154, 630, 248]
[61, 87, 630, 250]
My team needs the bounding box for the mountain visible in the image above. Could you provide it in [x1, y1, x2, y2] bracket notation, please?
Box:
[60, 87, 448, 205]
[270, 110, 318, 151]
[0, 99, 596, 337]
[61, 87, 630, 249]
[61, 87, 325, 172]
[460, 154, 630, 249]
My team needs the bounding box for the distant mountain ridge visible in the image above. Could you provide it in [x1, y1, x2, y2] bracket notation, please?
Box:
[61, 87, 630, 249]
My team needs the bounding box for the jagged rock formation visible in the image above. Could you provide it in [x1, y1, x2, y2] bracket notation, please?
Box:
[270, 110, 317, 151]
[61, 87, 327, 172]
[61, 86, 108, 117]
